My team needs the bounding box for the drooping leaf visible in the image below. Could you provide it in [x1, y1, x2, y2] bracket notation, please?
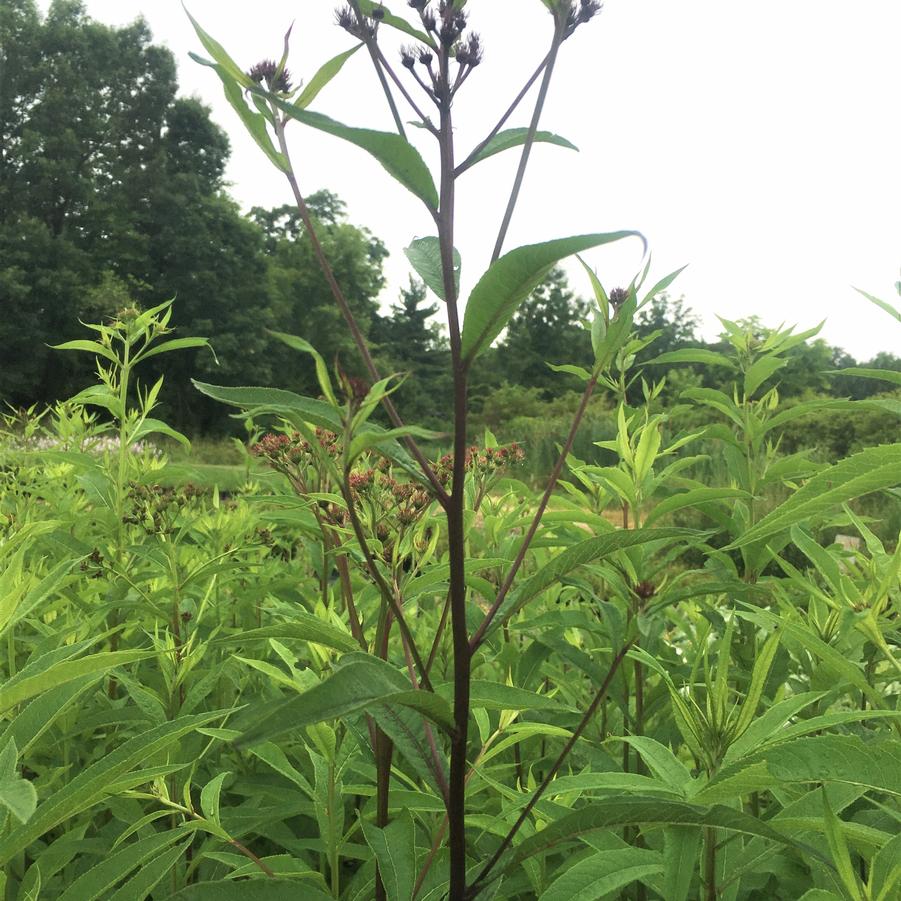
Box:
[727, 444, 901, 548]
[506, 797, 828, 870]
[460, 232, 643, 362]
[467, 128, 578, 167]
[191, 382, 343, 431]
[642, 349, 736, 369]
[537, 847, 662, 901]
[362, 810, 417, 901]
[216, 618, 359, 654]
[404, 237, 461, 301]
[236, 658, 454, 747]
[272, 100, 438, 209]
[488, 528, 694, 633]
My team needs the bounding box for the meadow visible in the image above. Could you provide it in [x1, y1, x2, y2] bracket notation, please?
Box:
[2, 2, 901, 900]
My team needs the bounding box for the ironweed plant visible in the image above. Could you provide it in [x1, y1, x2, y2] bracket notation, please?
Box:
[1, 3, 899, 901]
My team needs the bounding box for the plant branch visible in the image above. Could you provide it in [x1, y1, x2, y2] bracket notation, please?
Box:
[348, 1, 407, 138]
[465, 641, 634, 898]
[455, 54, 550, 177]
[272, 116, 449, 505]
[339, 474, 434, 692]
[373, 44, 439, 132]
[490, 26, 565, 263]
[470, 372, 599, 651]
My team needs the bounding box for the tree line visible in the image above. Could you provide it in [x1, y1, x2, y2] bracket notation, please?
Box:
[2, 0, 898, 436]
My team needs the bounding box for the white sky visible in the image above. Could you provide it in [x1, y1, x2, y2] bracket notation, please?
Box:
[43, 1, 901, 359]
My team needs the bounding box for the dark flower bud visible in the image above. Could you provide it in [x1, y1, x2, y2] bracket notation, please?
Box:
[335, 4, 355, 30]
[418, 48, 433, 66]
[247, 59, 293, 93]
[609, 287, 629, 309]
[371, 5, 385, 20]
[423, 11, 436, 31]
[635, 580, 656, 600]
[408, 0, 428, 9]
[401, 47, 417, 68]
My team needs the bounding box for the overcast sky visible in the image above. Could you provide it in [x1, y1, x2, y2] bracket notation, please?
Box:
[45, 1, 901, 358]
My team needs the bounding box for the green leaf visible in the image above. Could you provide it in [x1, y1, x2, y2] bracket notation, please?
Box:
[822, 789, 865, 901]
[662, 826, 701, 901]
[763, 736, 901, 796]
[538, 847, 662, 901]
[57, 830, 189, 901]
[236, 658, 454, 747]
[0, 650, 153, 714]
[727, 444, 901, 548]
[460, 231, 643, 362]
[744, 354, 786, 397]
[854, 287, 901, 323]
[296, 44, 362, 109]
[135, 336, 210, 363]
[829, 367, 901, 386]
[870, 832, 901, 901]
[273, 100, 438, 209]
[643, 488, 749, 528]
[614, 736, 694, 792]
[200, 772, 229, 826]
[222, 78, 290, 172]
[0, 778, 37, 824]
[191, 382, 343, 431]
[361, 810, 417, 901]
[131, 417, 190, 449]
[489, 528, 693, 633]
[357, 0, 435, 46]
[170, 882, 331, 900]
[642, 349, 736, 369]
[184, 8, 255, 88]
[468, 128, 578, 166]
[506, 797, 827, 870]
[51, 339, 118, 365]
[0, 713, 222, 865]
[106, 841, 190, 901]
[436, 680, 567, 712]
[268, 331, 337, 405]
[216, 618, 358, 654]
[404, 237, 461, 301]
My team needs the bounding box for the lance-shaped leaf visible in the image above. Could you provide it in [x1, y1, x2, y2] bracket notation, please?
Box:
[726, 444, 901, 549]
[854, 286, 901, 323]
[467, 128, 578, 167]
[272, 99, 438, 209]
[642, 349, 736, 369]
[404, 237, 461, 301]
[0, 713, 223, 865]
[192, 382, 342, 430]
[829, 367, 901, 387]
[296, 44, 362, 109]
[538, 848, 662, 901]
[361, 811, 418, 901]
[460, 231, 643, 362]
[505, 797, 829, 870]
[236, 657, 454, 747]
[486, 528, 694, 634]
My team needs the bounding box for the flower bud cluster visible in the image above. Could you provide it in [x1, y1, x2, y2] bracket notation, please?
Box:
[251, 429, 340, 469]
[434, 442, 525, 487]
[123, 482, 203, 535]
[247, 59, 293, 93]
